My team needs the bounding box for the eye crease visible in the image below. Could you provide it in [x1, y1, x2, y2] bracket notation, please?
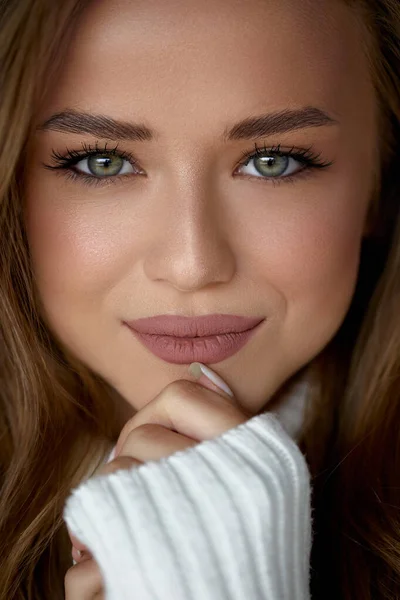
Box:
[42, 140, 334, 189]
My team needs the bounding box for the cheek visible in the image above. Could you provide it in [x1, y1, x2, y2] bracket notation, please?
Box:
[281, 209, 361, 322]
[26, 212, 112, 289]
[246, 179, 368, 359]
[23, 185, 135, 324]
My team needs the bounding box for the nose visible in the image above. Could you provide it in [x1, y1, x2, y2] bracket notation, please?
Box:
[143, 175, 237, 293]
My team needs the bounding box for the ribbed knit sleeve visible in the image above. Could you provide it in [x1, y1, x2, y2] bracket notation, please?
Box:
[63, 412, 313, 600]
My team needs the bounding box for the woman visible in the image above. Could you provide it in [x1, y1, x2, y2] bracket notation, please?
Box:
[0, 0, 399, 598]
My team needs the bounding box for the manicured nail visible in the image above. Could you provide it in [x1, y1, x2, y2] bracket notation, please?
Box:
[106, 446, 116, 464]
[72, 546, 82, 564]
[188, 362, 234, 398]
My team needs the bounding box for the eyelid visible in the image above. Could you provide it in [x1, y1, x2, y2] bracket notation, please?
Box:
[232, 142, 333, 185]
[234, 142, 330, 169]
[41, 141, 145, 188]
[43, 140, 140, 171]
[42, 140, 333, 189]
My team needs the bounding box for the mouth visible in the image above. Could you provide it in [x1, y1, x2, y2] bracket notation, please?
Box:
[123, 315, 265, 365]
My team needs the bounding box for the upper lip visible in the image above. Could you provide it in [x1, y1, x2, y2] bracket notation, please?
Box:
[124, 314, 265, 338]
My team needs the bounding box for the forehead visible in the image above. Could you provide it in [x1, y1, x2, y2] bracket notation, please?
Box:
[41, 0, 374, 139]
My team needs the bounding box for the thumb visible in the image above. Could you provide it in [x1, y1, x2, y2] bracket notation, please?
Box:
[188, 362, 234, 400]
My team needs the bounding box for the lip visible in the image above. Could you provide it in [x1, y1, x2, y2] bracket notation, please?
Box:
[123, 314, 265, 365]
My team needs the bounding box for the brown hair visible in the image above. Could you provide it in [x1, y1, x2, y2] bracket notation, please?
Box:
[0, 0, 399, 598]
[299, 2, 400, 598]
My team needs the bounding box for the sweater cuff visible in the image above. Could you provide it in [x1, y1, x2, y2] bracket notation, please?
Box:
[64, 412, 312, 600]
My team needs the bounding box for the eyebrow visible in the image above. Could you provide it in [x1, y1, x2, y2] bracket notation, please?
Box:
[37, 106, 338, 142]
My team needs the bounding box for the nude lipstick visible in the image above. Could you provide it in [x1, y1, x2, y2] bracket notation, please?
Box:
[123, 314, 265, 365]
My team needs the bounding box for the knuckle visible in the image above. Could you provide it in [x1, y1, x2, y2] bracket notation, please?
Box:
[123, 423, 173, 449]
[165, 378, 202, 400]
[162, 380, 202, 421]
[129, 423, 161, 439]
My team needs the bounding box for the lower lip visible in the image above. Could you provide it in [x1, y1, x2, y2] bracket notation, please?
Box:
[126, 322, 263, 365]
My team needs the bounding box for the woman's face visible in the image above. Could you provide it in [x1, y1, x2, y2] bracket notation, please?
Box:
[24, 0, 376, 417]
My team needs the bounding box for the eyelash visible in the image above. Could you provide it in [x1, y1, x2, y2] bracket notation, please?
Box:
[42, 140, 333, 189]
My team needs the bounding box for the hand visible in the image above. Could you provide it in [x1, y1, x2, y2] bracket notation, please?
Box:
[65, 366, 251, 600]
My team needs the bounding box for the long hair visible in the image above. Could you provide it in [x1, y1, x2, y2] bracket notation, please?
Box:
[299, 1, 400, 598]
[0, 1, 399, 598]
[0, 2, 123, 598]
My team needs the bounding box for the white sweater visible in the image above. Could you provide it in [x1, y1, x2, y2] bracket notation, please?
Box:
[63, 381, 312, 599]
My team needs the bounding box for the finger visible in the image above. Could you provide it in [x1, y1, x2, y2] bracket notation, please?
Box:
[115, 379, 251, 457]
[105, 423, 198, 464]
[65, 558, 103, 600]
[72, 545, 93, 564]
[96, 454, 143, 476]
[67, 460, 138, 560]
[68, 527, 93, 563]
[189, 362, 235, 399]
[68, 527, 89, 553]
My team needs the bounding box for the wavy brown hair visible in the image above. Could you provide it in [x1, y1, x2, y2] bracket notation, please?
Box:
[0, 0, 399, 598]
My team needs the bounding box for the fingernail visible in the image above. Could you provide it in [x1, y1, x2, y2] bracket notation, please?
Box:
[188, 363, 234, 398]
[72, 546, 82, 564]
[106, 446, 116, 464]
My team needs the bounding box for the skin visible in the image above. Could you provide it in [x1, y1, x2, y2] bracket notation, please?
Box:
[24, 1, 375, 445]
[65, 376, 249, 598]
[21, 0, 378, 595]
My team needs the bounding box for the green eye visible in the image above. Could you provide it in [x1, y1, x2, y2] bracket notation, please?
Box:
[253, 155, 289, 177]
[86, 155, 126, 177]
[72, 153, 137, 178]
[237, 151, 302, 180]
